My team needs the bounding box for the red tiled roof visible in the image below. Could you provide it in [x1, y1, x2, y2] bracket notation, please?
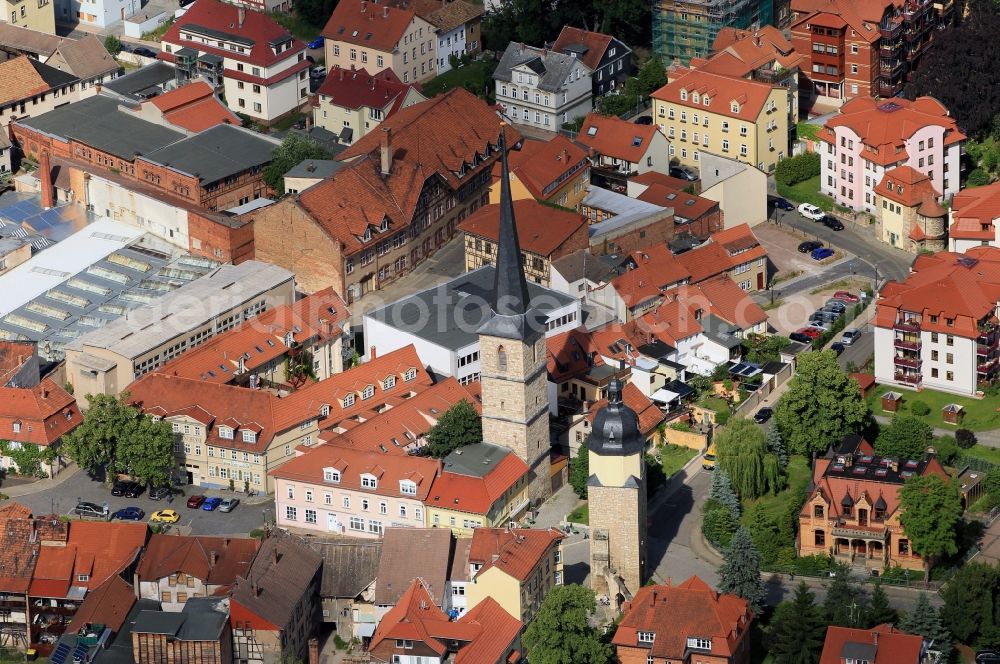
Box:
[576, 113, 660, 164]
[587, 382, 664, 436]
[652, 69, 780, 122]
[874, 247, 1000, 340]
[676, 223, 767, 283]
[873, 166, 942, 213]
[551, 26, 613, 71]
[454, 597, 521, 664]
[298, 89, 520, 257]
[315, 66, 423, 114]
[426, 450, 529, 516]
[951, 181, 1000, 241]
[817, 96, 966, 166]
[614, 576, 752, 659]
[389, 0, 483, 33]
[636, 183, 718, 221]
[149, 81, 240, 132]
[849, 372, 876, 392]
[0, 379, 81, 446]
[160, 0, 304, 68]
[500, 134, 588, 201]
[610, 244, 691, 309]
[65, 521, 148, 591]
[0, 512, 67, 593]
[820, 624, 923, 664]
[705, 26, 803, 76]
[546, 327, 608, 382]
[269, 439, 441, 500]
[459, 199, 587, 257]
[135, 534, 259, 586]
[468, 528, 563, 582]
[790, 0, 889, 44]
[0, 341, 34, 386]
[0, 56, 52, 106]
[323, 0, 421, 52]
[630, 171, 692, 190]
[66, 575, 136, 634]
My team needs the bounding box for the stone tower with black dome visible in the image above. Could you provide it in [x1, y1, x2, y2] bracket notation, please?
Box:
[588, 375, 647, 600]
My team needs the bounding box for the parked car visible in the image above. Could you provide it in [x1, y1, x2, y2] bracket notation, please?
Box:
[798, 203, 825, 220]
[824, 299, 847, 312]
[219, 498, 240, 513]
[822, 215, 845, 231]
[769, 196, 795, 211]
[132, 47, 157, 58]
[818, 306, 845, 318]
[811, 246, 835, 260]
[634, 116, 653, 125]
[202, 496, 224, 511]
[149, 486, 171, 501]
[111, 480, 129, 496]
[841, 328, 862, 345]
[832, 290, 860, 303]
[186, 495, 206, 509]
[113, 507, 145, 521]
[74, 502, 104, 518]
[811, 313, 839, 327]
[150, 509, 180, 524]
[831, 342, 846, 355]
[310, 66, 326, 79]
[753, 407, 773, 424]
[125, 482, 144, 498]
[797, 240, 823, 253]
[789, 332, 814, 344]
[796, 327, 823, 339]
[670, 166, 698, 181]
[307, 36, 324, 49]
[805, 323, 829, 333]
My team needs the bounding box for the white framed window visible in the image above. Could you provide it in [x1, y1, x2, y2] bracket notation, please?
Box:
[286, 486, 294, 499]
[361, 385, 374, 400]
[241, 430, 255, 443]
[361, 474, 377, 489]
[219, 426, 233, 439]
[382, 376, 396, 390]
[400, 480, 417, 495]
[343, 394, 355, 408]
[367, 520, 384, 536]
[285, 506, 297, 521]
[305, 509, 317, 524]
[638, 632, 655, 643]
[343, 496, 351, 508]
[305, 489, 313, 502]
[349, 516, 364, 531]
[399, 504, 407, 518]
[324, 468, 341, 483]
[404, 368, 417, 381]
[687, 637, 711, 650]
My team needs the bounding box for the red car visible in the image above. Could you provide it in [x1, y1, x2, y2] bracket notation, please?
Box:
[832, 290, 860, 303]
[186, 495, 206, 509]
[796, 327, 823, 339]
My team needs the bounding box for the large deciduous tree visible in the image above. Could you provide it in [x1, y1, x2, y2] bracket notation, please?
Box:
[263, 134, 332, 194]
[425, 400, 482, 459]
[940, 562, 1000, 646]
[899, 475, 963, 583]
[715, 418, 783, 499]
[522, 584, 614, 664]
[718, 527, 765, 614]
[874, 415, 933, 460]
[774, 352, 868, 457]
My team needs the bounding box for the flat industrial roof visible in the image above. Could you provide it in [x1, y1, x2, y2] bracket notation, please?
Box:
[584, 188, 671, 239]
[442, 443, 512, 479]
[144, 124, 280, 185]
[103, 62, 176, 100]
[67, 260, 294, 360]
[365, 265, 576, 351]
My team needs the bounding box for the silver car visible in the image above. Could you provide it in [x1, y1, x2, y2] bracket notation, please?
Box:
[841, 328, 861, 345]
[218, 498, 240, 513]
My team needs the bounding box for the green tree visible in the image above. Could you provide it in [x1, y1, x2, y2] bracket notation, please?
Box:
[743, 333, 790, 365]
[103, 35, 122, 56]
[743, 502, 781, 568]
[522, 584, 614, 664]
[702, 501, 739, 548]
[940, 562, 1000, 645]
[635, 56, 667, 97]
[766, 426, 788, 469]
[874, 415, 933, 460]
[967, 167, 992, 187]
[824, 569, 865, 627]
[718, 527, 765, 614]
[768, 582, 827, 664]
[899, 592, 952, 659]
[899, 475, 963, 583]
[774, 352, 869, 457]
[285, 350, 317, 388]
[569, 442, 589, 499]
[709, 468, 741, 518]
[425, 400, 482, 459]
[287, 0, 335, 32]
[715, 418, 783, 499]
[865, 582, 898, 628]
[263, 133, 332, 194]
[62, 392, 173, 486]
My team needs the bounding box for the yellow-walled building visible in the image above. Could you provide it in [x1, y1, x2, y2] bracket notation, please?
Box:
[3, 0, 55, 34]
[651, 69, 789, 175]
[424, 444, 531, 537]
[488, 135, 590, 210]
[465, 527, 564, 624]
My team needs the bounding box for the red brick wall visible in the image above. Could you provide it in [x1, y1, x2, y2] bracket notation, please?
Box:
[589, 209, 721, 257]
[187, 210, 255, 264]
[552, 220, 591, 261]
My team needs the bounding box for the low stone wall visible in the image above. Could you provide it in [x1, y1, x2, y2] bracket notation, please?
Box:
[663, 427, 708, 451]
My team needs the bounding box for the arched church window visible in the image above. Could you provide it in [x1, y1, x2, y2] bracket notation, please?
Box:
[498, 345, 507, 371]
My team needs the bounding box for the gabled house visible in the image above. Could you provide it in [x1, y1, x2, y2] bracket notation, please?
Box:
[142, 80, 241, 132]
[158, 0, 310, 124]
[577, 113, 671, 185]
[308, 538, 381, 638]
[613, 575, 753, 664]
[950, 180, 1000, 253]
[134, 535, 260, 611]
[495, 42, 593, 130]
[373, 528, 455, 617]
[489, 135, 590, 209]
[552, 25, 632, 98]
[132, 597, 232, 664]
[874, 166, 947, 253]
[820, 624, 929, 664]
[312, 66, 426, 144]
[676, 223, 768, 292]
[0, 56, 79, 169]
[44, 34, 121, 90]
[410, 0, 484, 74]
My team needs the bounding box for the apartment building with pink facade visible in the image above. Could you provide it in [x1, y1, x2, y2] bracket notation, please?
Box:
[817, 96, 965, 217]
[270, 444, 440, 537]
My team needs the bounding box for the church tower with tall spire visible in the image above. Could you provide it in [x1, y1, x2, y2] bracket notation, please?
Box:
[477, 125, 552, 503]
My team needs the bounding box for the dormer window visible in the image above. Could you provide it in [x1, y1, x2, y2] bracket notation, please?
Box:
[687, 637, 711, 650]
[731, 102, 740, 113]
[363, 228, 372, 242]
[703, 96, 710, 106]
[242, 430, 256, 443]
[324, 467, 341, 483]
[679, 89, 688, 101]
[692, 92, 699, 104]
[379, 218, 389, 232]
[12, 421, 20, 434]
[638, 632, 655, 643]
[404, 368, 417, 381]
[219, 426, 234, 440]
[343, 394, 356, 408]
[400, 480, 417, 495]
[320, 404, 330, 418]
[382, 376, 396, 390]
[361, 385, 375, 400]
[361, 473, 377, 489]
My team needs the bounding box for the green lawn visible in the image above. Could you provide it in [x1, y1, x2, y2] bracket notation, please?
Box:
[742, 455, 811, 522]
[270, 11, 323, 41]
[776, 175, 834, 211]
[866, 384, 1000, 431]
[421, 58, 497, 99]
[962, 444, 1000, 465]
[141, 17, 174, 41]
[660, 444, 698, 479]
[796, 121, 821, 142]
[567, 503, 589, 524]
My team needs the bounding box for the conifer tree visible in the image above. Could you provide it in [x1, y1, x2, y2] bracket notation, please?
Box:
[718, 527, 765, 614]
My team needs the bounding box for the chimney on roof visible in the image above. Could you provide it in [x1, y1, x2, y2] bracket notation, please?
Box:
[380, 127, 392, 177]
[41, 386, 48, 399]
[210, 551, 219, 565]
[271, 547, 280, 565]
[39, 150, 54, 210]
[224, 538, 230, 548]
[308, 638, 319, 664]
[238, 6, 245, 28]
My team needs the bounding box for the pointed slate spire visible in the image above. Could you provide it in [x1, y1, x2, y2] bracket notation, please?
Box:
[492, 125, 531, 317]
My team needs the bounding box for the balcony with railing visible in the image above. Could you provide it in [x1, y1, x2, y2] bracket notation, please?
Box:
[894, 313, 921, 332]
[880, 40, 903, 56]
[880, 59, 905, 76]
[903, 0, 932, 20]
[894, 372, 921, 385]
[978, 358, 998, 375]
[880, 19, 903, 38]
[878, 79, 905, 97]
[894, 354, 921, 369]
[894, 335, 920, 351]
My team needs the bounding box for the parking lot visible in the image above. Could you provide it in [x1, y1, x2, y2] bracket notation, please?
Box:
[7, 468, 273, 536]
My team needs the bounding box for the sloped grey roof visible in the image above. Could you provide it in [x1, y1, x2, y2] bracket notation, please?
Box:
[309, 538, 382, 598]
[143, 124, 279, 185]
[494, 42, 590, 92]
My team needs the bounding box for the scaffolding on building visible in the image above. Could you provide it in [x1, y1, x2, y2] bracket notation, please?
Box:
[652, 0, 775, 65]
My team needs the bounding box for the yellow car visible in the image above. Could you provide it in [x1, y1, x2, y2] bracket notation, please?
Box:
[150, 509, 180, 524]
